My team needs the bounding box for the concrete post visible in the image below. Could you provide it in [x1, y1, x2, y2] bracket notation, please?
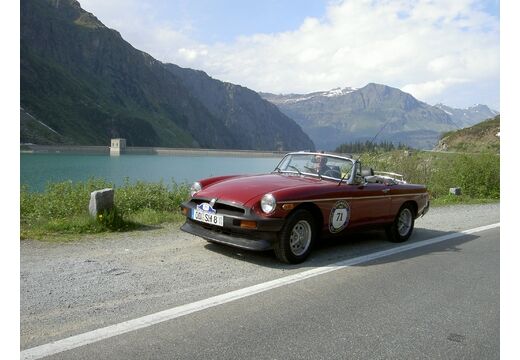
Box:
[89, 188, 115, 217]
[449, 187, 462, 196]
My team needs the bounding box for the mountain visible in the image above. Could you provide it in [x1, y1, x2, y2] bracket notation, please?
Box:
[164, 64, 314, 151]
[434, 103, 499, 128]
[20, 107, 68, 145]
[20, 0, 314, 151]
[261, 84, 496, 150]
[435, 115, 500, 153]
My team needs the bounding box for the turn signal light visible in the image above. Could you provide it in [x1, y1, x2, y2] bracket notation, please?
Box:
[282, 203, 295, 211]
[240, 220, 257, 229]
[181, 208, 188, 216]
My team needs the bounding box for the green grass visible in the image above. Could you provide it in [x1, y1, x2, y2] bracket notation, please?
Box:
[438, 116, 500, 153]
[21, 178, 190, 240]
[430, 196, 499, 207]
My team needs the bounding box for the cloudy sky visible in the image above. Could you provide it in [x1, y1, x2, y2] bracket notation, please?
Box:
[80, 0, 500, 110]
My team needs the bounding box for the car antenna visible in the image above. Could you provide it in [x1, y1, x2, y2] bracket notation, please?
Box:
[339, 120, 391, 186]
[356, 120, 391, 161]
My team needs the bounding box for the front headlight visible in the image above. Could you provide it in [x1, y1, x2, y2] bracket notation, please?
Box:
[190, 181, 202, 197]
[261, 193, 276, 214]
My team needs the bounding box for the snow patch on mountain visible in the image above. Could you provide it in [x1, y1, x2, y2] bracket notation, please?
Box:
[322, 87, 357, 97]
[276, 87, 357, 104]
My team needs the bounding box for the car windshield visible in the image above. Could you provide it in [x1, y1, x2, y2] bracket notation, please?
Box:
[275, 153, 354, 181]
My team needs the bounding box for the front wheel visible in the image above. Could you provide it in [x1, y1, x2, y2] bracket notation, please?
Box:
[274, 209, 315, 264]
[386, 204, 415, 243]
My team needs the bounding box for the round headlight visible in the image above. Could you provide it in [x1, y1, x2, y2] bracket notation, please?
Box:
[261, 193, 277, 214]
[190, 181, 202, 197]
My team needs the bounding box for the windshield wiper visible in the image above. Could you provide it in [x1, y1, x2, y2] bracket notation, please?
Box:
[338, 173, 349, 186]
[288, 165, 302, 175]
[272, 166, 281, 173]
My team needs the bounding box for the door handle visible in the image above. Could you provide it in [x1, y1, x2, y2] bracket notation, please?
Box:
[382, 188, 390, 193]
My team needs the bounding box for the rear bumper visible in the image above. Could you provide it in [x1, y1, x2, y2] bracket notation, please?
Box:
[419, 200, 430, 217]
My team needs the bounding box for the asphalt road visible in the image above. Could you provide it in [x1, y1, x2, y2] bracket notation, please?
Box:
[21, 204, 500, 359]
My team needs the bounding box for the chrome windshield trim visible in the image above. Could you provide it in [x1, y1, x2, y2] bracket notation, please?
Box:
[276, 170, 346, 182]
[274, 152, 356, 184]
[283, 151, 355, 162]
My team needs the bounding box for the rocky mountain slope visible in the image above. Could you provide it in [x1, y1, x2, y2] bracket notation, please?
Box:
[20, 108, 67, 145]
[435, 115, 500, 153]
[434, 104, 499, 129]
[164, 64, 314, 151]
[261, 84, 497, 150]
[20, 0, 314, 151]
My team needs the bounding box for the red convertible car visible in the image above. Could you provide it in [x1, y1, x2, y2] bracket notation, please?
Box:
[180, 152, 429, 264]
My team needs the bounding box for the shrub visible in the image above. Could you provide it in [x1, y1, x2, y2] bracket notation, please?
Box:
[115, 178, 188, 214]
[360, 151, 499, 200]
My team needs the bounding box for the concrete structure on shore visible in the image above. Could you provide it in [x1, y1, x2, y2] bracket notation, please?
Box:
[110, 138, 126, 156]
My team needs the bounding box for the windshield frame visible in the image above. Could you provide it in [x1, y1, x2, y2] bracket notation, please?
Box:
[273, 152, 356, 184]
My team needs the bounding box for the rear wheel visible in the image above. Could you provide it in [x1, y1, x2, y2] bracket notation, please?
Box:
[386, 204, 415, 243]
[274, 209, 315, 264]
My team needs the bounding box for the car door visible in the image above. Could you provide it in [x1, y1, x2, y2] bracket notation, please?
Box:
[348, 182, 392, 226]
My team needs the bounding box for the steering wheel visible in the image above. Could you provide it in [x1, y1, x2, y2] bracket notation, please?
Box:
[323, 170, 341, 178]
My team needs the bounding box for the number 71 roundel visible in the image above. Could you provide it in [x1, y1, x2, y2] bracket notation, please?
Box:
[329, 200, 351, 233]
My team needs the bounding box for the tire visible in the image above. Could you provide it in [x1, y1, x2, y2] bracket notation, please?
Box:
[274, 209, 316, 264]
[386, 204, 415, 243]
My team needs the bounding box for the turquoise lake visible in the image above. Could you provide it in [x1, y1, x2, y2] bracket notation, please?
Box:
[20, 153, 284, 192]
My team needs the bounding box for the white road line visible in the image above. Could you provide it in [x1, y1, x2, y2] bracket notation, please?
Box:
[21, 222, 500, 360]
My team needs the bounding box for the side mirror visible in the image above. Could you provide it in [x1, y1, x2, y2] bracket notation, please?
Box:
[361, 168, 374, 177]
[347, 160, 361, 185]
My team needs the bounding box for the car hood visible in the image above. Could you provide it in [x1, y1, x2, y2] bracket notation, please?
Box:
[195, 173, 322, 206]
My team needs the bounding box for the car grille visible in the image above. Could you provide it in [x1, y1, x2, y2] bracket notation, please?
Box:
[191, 199, 246, 215]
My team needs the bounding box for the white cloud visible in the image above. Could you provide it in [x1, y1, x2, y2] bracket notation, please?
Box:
[80, 0, 499, 108]
[402, 78, 469, 100]
[178, 47, 208, 61]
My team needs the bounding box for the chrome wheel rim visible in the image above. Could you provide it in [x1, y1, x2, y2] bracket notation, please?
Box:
[397, 208, 412, 236]
[289, 220, 312, 256]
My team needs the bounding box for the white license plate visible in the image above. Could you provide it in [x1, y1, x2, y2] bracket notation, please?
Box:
[191, 209, 224, 227]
